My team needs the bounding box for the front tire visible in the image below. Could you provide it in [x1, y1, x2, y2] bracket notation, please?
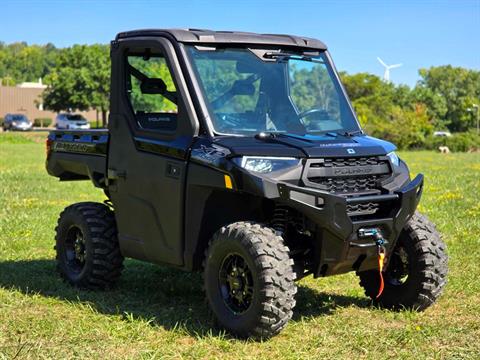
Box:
[55, 202, 124, 289]
[204, 222, 297, 339]
[357, 212, 447, 310]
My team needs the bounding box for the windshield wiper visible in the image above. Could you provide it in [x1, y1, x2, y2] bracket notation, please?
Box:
[341, 130, 364, 137]
[254, 131, 280, 140]
[253, 130, 362, 142]
[263, 52, 297, 59]
[306, 130, 362, 137]
[263, 51, 323, 63]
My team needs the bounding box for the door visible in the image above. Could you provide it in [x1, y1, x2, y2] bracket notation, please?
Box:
[107, 37, 199, 266]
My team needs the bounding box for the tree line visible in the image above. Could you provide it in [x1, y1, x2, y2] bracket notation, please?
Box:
[340, 69, 480, 148]
[0, 41, 479, 148]
[0, 42, 110, 125]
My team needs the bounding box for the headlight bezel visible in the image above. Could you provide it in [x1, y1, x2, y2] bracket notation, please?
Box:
[233, 156, 301, 174]
[387, 151, 400, 167]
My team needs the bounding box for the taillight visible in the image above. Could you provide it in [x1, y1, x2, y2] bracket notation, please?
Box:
[46, 138, 53, 159]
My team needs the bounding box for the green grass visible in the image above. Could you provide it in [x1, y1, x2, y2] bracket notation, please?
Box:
[1, 132, 479, 359]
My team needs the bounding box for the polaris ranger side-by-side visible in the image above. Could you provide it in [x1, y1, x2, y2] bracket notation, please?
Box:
[46, 29, 447, 338]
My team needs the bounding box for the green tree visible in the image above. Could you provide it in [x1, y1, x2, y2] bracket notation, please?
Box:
[0, 42, 59, 84]
[409, 86, 448, 129]
[340, 72, 434, 148]
[341, 72, 396, 129]
[416, 65, 480, 132]
[371, 104, 433, 149]
[42, 44, 110, 126]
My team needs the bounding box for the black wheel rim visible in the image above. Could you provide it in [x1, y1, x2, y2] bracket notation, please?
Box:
[64, 225, 87, 274]
[218, 253, 254, 314]
[386, 244, 410, 286]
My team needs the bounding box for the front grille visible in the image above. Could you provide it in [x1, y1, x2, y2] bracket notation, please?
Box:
[315, 176, 381, 194]
[303, 156, 391, 196]
[346, 202, 380, 216]
[310, 157, 385, 168]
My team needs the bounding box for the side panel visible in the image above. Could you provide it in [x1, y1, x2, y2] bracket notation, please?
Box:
[46, 130, 109, 187]
[107, 37, 199, 266]
[108, 115, 187, 264]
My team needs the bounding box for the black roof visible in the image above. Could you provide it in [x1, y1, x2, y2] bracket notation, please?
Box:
[115, 28, 327, 50]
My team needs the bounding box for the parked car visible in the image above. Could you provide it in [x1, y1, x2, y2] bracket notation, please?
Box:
[433, 131, 452, 137]
[55, 113, 91, 130]
[3, 113, 33, 131]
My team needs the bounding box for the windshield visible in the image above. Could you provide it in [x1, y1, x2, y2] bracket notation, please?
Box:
[187, 46, 360, 136]
[66, 114, 86, 121]
[12, 115, 28, 122]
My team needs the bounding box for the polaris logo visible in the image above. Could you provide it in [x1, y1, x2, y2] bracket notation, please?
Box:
[333, 167, 374, 175]
[347, 148, 356, 154]
[53, 141, 96, 154]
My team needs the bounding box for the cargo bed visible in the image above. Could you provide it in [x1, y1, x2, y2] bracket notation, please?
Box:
[46, 129, 109, 188]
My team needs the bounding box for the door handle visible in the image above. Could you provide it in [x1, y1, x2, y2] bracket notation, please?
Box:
[166, 162, 181, 179]
[108, 168, 127, 180]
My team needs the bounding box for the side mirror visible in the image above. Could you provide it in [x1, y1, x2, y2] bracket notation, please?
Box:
[140, 78, 178, 104]
[140, 78, 167, 94]
[231, 79, 255, 96]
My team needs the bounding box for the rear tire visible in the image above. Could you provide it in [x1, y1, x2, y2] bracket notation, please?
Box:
[55, 202, 124, 289]
[204, 222, 297, 339]
[357, 212, 447, 310]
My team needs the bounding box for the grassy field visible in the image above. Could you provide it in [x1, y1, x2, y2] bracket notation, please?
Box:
[0, 132, 479, 359]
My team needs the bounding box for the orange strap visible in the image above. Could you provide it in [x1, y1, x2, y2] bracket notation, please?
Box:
[376, 249, 386, 299]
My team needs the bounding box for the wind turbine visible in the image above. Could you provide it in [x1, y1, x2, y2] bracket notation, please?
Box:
[377, 57, 402, 82]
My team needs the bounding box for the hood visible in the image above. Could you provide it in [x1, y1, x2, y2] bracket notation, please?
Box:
[214, 133, 396, 158]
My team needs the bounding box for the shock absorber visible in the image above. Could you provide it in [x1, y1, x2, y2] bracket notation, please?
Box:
[271, 205, 289, 235]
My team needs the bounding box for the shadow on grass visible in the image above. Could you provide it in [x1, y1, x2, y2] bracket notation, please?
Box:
[0, 259, 369, 338]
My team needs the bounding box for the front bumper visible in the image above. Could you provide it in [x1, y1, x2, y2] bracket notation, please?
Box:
[11, 125, 32, 131]
[69, 125, 91, 130]
[272, 174, 424, 276]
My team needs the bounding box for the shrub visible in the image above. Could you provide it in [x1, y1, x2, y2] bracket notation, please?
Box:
[33, 118, 52, 127]
[88, 121, 106, 129]
[0, 117, 4, 127]
[365, 105, 434, 150]
[424, 131, 480, 152]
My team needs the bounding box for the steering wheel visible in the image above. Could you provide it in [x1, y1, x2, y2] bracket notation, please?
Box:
[297, 108, 329, 119]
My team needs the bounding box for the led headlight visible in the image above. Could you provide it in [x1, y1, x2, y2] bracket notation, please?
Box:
[234, 156, 300, 173]
[387, 151, 400, 167]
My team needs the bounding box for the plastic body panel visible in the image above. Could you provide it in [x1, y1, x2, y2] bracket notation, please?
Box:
[107, 36, 199, 267]
[116, 29, 327, 51]
[46, 130, 109, 187]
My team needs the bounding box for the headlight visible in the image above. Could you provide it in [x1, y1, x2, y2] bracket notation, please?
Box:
[387, 151, 400, 167]
[233, 156, 301, 173]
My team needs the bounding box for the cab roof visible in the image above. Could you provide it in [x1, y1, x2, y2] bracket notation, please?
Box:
[115, 28, 327, 51]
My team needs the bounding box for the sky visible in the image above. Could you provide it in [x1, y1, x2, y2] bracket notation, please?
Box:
[1, 0, 479, 86]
